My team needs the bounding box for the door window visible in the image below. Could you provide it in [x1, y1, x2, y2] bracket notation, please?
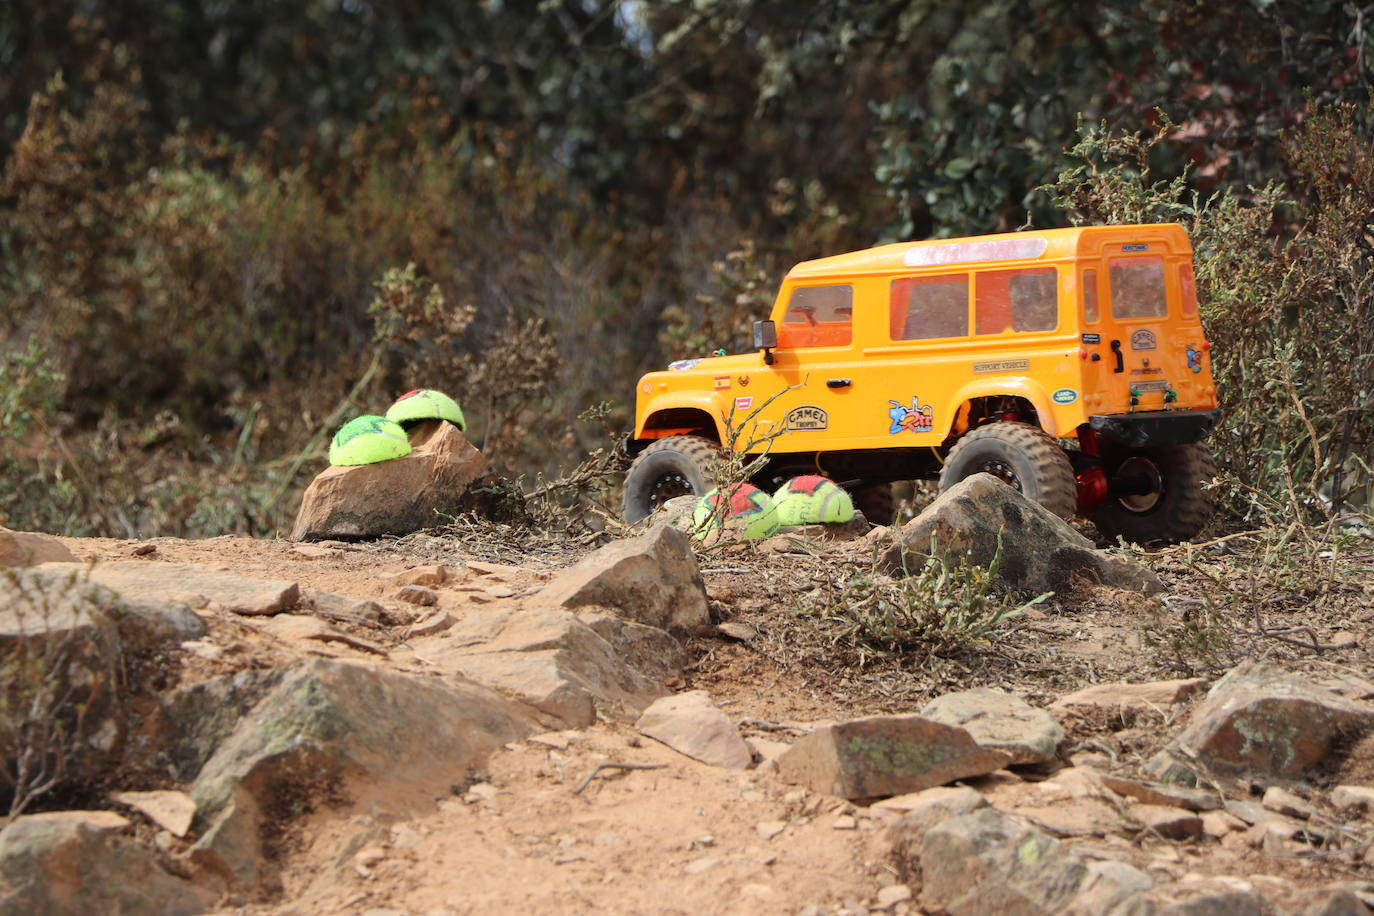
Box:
[890, 275, 969, 340]
[777, 285, 853, 348]
[1179, 263, 1198, 316]
[1082, 269, 1100, 323]
[1109, 257, 1167, 319]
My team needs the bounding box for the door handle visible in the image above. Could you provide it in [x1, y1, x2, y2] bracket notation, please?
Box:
[1109, 340, 1124, 373]
[826, 378, 852, 389]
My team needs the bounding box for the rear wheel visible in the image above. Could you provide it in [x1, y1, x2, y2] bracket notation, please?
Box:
[621, 435, 725, 524]
[1092, 443, 1217, 544]
[939, 421, 1077, 520]
[852, 483, 895, 525]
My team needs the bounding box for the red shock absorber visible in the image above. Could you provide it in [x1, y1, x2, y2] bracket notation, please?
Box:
[1075, 427, 1108, 514]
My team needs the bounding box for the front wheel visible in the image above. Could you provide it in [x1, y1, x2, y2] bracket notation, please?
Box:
[621, 435, 725, 524]
[1092, 443, 1217, 544]
[852, 483, 896, 525]
[938, 421, 1078, 520]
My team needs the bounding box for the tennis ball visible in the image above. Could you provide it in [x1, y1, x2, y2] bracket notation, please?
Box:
[691, 484, 780, 540]
[329, 415, 412, 467]
[773, 475, 855, 526]
[385, 388, 466, 431]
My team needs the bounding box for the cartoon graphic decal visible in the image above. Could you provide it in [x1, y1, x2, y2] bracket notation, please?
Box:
[888, 397, 934, 435]
[1186, 346, 1203, 374]
[737, 376, 751, 387]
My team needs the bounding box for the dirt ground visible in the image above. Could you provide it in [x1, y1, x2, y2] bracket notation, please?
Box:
[57, 526, 1374, 915]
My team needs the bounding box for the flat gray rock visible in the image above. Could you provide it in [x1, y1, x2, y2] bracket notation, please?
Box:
[40, 561, 299, 617]
[920, 688, 1065, 765]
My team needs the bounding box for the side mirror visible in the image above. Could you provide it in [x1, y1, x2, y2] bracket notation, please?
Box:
[752, 320, 777, 365]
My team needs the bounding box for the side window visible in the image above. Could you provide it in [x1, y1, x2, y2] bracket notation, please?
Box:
[776, 285, 853, 348]
[890, 275, 969, 341]
[1179, 263, 1198, 316]
[974, 267, 1058, 334]
[1083, 269, 1100, 323]
[1109, 257, 1167, 319]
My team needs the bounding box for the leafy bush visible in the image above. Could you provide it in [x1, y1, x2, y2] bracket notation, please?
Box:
[1043, 110, 1374, 523]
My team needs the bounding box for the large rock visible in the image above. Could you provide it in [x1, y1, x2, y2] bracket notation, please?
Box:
[433, 607, 675, 727]
[0, 569, 203, 807]
[920, 688, 1065, 765]
[0, 527, 74, 567]
[151, 669, 288, 782]
[0, 811, 208, 915]
[777, 714, 1010, 799]
[1149, 661, 1374, 782]
[40, 560, 299, 617]
[914, 807, 1153, 915]
[635, 690, 752, 768]
[879, 474, 1161, 595]
[189, 659, 534, 888]
[536, 525, 711, 635]
[290, 422, 491, 541]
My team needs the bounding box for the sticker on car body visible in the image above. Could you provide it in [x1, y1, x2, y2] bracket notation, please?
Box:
[972, 358, 1031, 374]
[1130, 329, 1157, 351]
[1051, 388, 1078, 405]
[786, 406, 828, 431]
[887, 397, 934, 434]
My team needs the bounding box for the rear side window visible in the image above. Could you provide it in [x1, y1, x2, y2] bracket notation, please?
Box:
[1083, 269, 1099, 323]
[1110, 257, 1167, 319]
[974, 267, 1058, 334]
[890, 275, 969, 340]
[1179, 263, 1198, 316]
[777, 285, 853, 348]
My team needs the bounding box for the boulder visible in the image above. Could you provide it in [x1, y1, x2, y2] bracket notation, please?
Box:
[536, 525, 711, 635]
[153, 669, 287, 782]
[434, 607, 675, 727]
[0, 569, 202, 806]
[880, 786, 989, 856]
[0, 811, 208, 915]
[635, 691, 752, 769]
[189, 659, 533, 888]
[0, 527, 74, 567]
[777, 714, 1010, 799]
[914, 807, 1153, 915]
[920, 688, 1065, 765]
[1098, 775, 1220, 811]
[1149, 661, 1374, 781]
[40, 560, 299, 617]
[1146, 880, 1266, 916]
[290, 422, 492, 541]
[879, 474, 1161, 595]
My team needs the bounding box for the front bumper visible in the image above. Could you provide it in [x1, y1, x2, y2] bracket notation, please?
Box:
[1089, 408, 1221, 448]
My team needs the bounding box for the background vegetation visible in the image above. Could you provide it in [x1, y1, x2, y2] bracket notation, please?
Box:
[1, 0, 1370, 536]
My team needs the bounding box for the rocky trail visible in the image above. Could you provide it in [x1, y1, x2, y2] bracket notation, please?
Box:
[2, 471, 1374, 915]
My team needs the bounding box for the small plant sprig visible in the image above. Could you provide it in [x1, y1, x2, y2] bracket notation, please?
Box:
[802, 534, 1050, 666]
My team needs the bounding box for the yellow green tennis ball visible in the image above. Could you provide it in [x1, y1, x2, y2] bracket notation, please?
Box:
[773, 475, 855, 526]
[385, 388, 466, 431]
[691, 484, 780, 540]
[329, 415, 412, 466]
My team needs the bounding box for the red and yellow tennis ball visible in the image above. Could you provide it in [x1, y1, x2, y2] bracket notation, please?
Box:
[773, 475, 855, 526]
[329, 415, 412, 466]
[691, 484, 780, 540]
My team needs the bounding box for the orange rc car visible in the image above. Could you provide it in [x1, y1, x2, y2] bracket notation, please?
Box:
[623, 223, 1220, 543]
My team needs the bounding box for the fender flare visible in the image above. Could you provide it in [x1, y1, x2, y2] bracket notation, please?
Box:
[636, 392, 728, 441]
[946, 378, 1059, 437]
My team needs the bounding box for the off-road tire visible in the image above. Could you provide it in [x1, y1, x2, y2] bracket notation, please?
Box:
[1092, 442, 1217, 544]
[939, 421, 1078, 520]
[621, 435, 726, 524]
[852, 483, 896, 526]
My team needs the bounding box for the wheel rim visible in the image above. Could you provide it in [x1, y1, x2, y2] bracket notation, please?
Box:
[1115, 456, 1165, 513]
[649, 473, 693, 511]
[973, 459, 1020, 490]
